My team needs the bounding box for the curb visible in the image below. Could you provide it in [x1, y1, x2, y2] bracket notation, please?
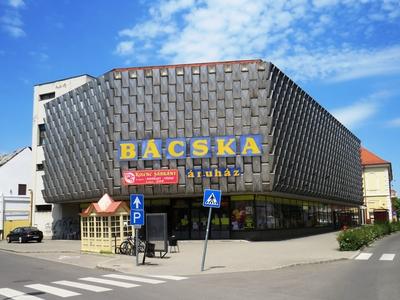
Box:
[272, 257, 351, 271]
[96, 265, 122, 273]
[95, 256, 355, 276]
[0, 248, 79, 254]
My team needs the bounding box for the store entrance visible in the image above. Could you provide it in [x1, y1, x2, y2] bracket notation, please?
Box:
[190, 205, 208, 239]
[166, 198, 231, 240]
[190, 198, 230, 239]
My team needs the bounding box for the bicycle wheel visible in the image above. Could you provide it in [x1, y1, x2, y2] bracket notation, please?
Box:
[119, 241, 131, 255]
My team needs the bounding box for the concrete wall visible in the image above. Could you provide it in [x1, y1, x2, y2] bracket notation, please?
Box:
[31, 75, 94, 237]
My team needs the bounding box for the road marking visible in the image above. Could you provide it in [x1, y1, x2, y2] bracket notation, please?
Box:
[53, 280, 112, 292]
[355, 253, 373, 260]
[103, 274, 165, 284]
[79, 277, 140, 288]
[379, 253, 395, 261]
[146, 275, 188, 281]
[25, 284, 80, 298]
[0, 288, 44, 300]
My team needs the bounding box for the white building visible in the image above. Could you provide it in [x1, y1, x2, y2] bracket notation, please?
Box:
[0, 147, 32, 237]
[31, 75, 94, 238]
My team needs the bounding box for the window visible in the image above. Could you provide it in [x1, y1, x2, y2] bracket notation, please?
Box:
[82, 217, 88, 238]
[39, 92, 55, 101]
[36, 163, 44, 171]
[18, 184, 27, 195]
[95, 217, 102, 238]
[102, 217, 109, 238]
[231, 197, 255, 231]
[89, 216, 95, 238]
[35, 205, 52, 212]
[38, 124, 45, 146]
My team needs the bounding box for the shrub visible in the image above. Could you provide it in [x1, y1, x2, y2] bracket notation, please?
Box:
[337, 222, 400, 251]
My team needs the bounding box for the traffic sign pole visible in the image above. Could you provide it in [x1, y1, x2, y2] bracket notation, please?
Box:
[201, 207, 213, 272]
[201, 189, 221, 272]
[135, 227, 139, 266]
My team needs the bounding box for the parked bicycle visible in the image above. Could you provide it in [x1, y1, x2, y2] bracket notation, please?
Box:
[119, 236, 146, 256]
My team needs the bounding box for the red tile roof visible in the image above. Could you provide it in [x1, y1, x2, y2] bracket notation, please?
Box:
[361, 147, 389, 166]
[80, 193, 130, 217]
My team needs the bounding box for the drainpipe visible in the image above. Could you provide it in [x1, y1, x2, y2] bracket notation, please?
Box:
[28, 189, 33, 226]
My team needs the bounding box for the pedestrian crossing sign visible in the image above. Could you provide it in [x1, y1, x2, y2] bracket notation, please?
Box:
[203, 189, 222, 208]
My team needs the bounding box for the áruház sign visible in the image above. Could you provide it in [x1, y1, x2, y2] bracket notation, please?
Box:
[123, 169, 179, 185]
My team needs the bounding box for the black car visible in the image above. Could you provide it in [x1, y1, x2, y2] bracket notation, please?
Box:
[6, 227, 43, 243]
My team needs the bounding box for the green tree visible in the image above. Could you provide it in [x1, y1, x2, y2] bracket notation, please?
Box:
[393, 197, 400, 214]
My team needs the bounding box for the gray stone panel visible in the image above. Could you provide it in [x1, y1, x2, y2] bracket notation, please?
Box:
[42, 61, 362, 206]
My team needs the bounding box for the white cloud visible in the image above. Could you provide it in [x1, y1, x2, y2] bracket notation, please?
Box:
[115, 0, 400, 82]
[29, 51, 49, 62]
[3, 24, 25, 37]
[312, 0, 339, 8]
[115, 41, 134, 56]
[8, 0, 25, 8]
[272, 45, 400, 82]
[330, 91, 389, 129]
[387, 118, 400, 127]
[1, 2, 26, 38]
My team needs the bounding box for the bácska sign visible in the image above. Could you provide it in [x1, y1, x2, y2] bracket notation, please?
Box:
[118, 135, 263, 160]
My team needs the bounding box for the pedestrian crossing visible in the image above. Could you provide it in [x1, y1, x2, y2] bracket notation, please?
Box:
[0, 273, 188, 299]
[354, 252, 397, 261]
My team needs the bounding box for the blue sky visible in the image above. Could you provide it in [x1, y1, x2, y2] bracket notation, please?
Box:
[0, 0, 399, 192]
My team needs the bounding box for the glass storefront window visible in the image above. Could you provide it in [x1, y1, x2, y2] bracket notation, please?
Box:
[231, 196, 254, 230]
[171, 199, 190, 239]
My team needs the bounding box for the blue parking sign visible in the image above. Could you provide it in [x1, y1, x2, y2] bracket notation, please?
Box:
[130, 210, 144, 226]
[130, 194, 145, 226]
[203, 189, 222, 208]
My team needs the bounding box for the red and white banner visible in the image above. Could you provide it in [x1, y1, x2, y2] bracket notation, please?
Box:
[122, 169, 179, 185]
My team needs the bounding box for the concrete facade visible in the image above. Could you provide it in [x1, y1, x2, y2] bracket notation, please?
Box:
[42, 60, 362, 204]
[31, 75, 94, 237]
[36, 60, 363, 240]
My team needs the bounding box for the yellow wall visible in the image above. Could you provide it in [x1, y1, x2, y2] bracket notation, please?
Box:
[3, 220, 30, 238]
[363, 165, 392, 221]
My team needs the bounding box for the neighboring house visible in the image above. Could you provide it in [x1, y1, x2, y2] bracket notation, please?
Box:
[31, 74, 95, 238]
[0, 147, 32, 238]
[361, 147, 393, 223]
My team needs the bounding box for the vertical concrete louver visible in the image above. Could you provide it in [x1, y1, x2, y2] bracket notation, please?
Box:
[42, 60, 362, 205]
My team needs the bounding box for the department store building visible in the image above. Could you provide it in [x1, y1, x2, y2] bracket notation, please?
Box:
[35, 59, 363, 240]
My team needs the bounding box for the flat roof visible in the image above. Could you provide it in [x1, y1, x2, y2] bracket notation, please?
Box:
[34, 74, 95, 87]
[111, 59, 264, 73]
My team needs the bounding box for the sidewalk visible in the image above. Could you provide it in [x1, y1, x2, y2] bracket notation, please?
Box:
[0, 232, 358, 276]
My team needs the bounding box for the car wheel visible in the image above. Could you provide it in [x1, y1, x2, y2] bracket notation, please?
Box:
[6, 236, 11, 243]
[37, 238, 42, 243]
[18, 237, 24, 243]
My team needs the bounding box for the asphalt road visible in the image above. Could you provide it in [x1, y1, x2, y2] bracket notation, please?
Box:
[0, 233, 399, 300]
